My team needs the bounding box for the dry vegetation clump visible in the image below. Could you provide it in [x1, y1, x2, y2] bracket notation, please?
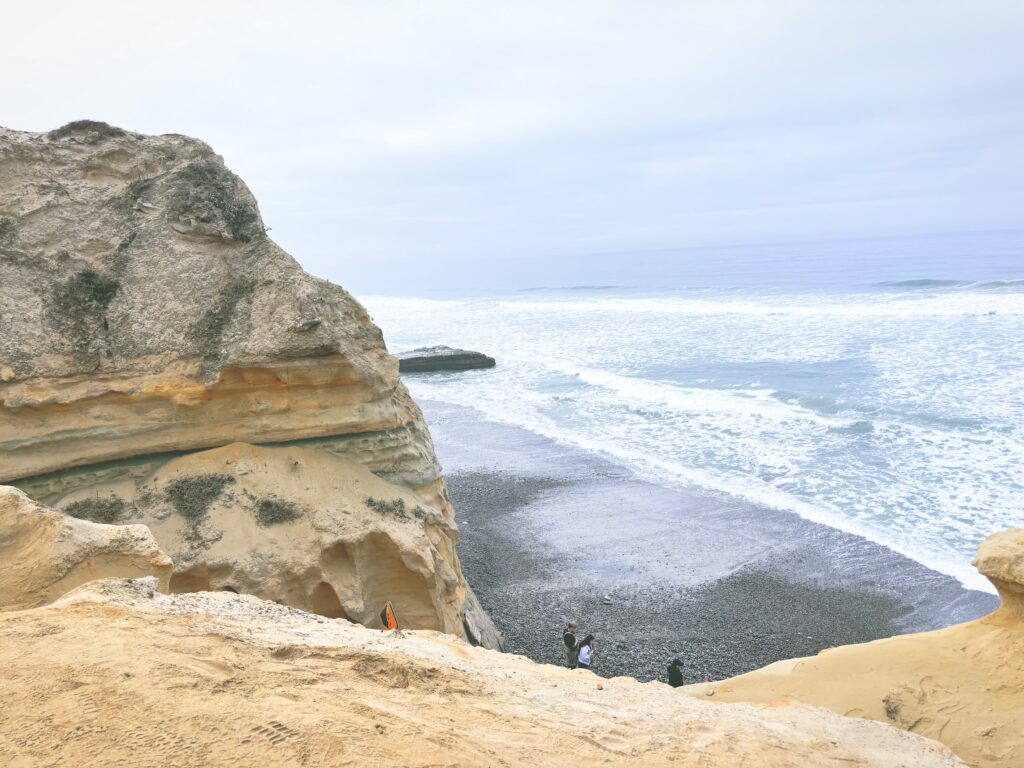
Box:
[63, 496, 129, 525]
[255, 496, 302, 526]
[364, 496, 426, 522]
[165, 474, 235, 523]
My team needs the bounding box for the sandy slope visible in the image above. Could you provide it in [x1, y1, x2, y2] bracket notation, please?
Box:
[0, 578, 962, 768]
[684, 529, 1024, 768]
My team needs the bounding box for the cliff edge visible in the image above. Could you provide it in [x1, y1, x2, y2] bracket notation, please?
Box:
[685, 529, 1024, 768]
[0, 576, 965, 767]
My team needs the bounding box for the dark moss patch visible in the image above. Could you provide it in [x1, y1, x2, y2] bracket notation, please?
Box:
[111, 177, 157, 214]
[193, 279, 256, 361]
[49, 268, 122, 362]
[0, 217, 14, 242]
[255, 496, 302, 526]
[55, 269, 120, 313]
[63, 496, 128, 525]
[165, 474, 235, 523]
[48, 120, 128, 142]
[167, 160, 260, 243]
[106, 233, 137, 276]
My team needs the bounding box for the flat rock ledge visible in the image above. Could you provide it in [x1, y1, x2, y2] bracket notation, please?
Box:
[397, 345, 496, 373]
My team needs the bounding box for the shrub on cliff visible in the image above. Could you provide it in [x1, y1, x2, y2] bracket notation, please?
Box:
[63, 496, 128, 525]
[364, 496, 426, 521]
[48, 120, 127, 142]
[167, 161, 260, 243]
[255, 496, 302, 526]
[166, 474, 235, 522]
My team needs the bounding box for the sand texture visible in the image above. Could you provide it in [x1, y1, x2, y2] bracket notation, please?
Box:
[685, 529, 1024, 768]
[0, 577, 965, 768]
[0, 486, 171, 611]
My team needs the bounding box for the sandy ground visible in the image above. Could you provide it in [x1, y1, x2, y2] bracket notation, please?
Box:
[0, 578, 965, 768]
[421, 399, 998, 683]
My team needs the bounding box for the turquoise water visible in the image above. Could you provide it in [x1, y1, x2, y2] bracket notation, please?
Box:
[363, 232, 1024, 592]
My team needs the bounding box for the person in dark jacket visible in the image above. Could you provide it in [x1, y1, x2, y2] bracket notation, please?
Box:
[667, 658, 684, 688]
[563, 622, 579, 668]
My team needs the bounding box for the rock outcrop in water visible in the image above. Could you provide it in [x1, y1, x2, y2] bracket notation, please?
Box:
[0, 576, 966, 767]
[397, 345, 496, 372]
[685, 528, 1024, 768]
[0, 485, 171, 610]
[0, 122, 496, 645]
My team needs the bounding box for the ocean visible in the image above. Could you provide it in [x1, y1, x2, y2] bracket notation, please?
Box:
[362, 230, 1024, 593]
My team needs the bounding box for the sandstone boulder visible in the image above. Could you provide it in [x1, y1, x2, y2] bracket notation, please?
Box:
[686, 528, 1024, 768]
[0, 485, 171, 611]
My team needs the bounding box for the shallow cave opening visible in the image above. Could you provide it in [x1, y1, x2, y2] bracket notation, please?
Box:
[312, 581, 348, 620]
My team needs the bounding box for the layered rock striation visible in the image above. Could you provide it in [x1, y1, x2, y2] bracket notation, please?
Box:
[0, 122, 495, 645]
[0, 122, 439, 497]
[0, 485, 171, 611]
[686, 529, 1024, 768]
[0, 576, 966, 767]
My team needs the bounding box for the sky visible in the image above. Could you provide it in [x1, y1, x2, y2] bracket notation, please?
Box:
[4, 1, 1024, 294]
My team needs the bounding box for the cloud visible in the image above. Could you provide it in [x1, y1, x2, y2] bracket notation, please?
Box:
[3, 1, 1023, 293]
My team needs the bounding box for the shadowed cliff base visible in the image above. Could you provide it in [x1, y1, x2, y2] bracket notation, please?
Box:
[423, 399, 998, 683]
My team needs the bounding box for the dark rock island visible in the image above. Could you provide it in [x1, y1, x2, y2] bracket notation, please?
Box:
[397, 345, 496, 373]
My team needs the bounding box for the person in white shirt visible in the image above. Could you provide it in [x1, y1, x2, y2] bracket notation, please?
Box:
[576, 635, 595, 670]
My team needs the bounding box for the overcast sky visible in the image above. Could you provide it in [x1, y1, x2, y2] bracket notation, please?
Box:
[4, 1, 1023, 293]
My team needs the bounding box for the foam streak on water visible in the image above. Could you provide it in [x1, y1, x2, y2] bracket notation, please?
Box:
[366, 285, 1024, 592]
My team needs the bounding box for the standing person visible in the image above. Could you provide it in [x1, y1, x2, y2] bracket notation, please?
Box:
[576, 635, 595, 670]
[562, 622, 579, 668]
[667, 658, 684, 688]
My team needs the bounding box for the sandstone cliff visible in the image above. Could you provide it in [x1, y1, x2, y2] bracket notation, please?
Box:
[51, 442, 488, 640]
[0, 576, 965, 767]
[0, 122, 496, 646]
[0, 485, 171, 610]
[685, 529, 1024, 768]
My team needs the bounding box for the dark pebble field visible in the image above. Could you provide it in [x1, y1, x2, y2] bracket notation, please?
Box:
[425, 400, 998, 684]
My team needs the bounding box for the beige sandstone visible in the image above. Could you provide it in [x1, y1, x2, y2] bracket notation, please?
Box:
[0, 577, 966, 767]
[0, 121, 496, 645]
[0, 485, 171, 611]
[50, 442, 498, 645]
[685, 529, 1024, 768]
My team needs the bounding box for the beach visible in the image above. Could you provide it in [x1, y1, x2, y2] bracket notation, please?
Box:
[422, 398, 999, 683]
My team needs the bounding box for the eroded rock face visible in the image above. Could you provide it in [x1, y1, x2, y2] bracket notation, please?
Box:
[685, 528, 1024, 768]
[0, 121, 497, 646]
[0, 123, 439, 497]
[973, 527, 1024, 617]
[0, 577, 966, 768]
[49, 443, 499, 646]
[0, 485, 171, 610]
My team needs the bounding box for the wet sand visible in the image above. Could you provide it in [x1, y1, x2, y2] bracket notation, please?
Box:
[421, 399, 999, 683]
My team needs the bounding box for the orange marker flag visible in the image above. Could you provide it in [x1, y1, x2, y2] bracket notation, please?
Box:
[379, 601, 399, 631]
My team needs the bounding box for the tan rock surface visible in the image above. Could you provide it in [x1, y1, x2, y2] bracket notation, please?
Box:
[0, 486, 171, 611]
[49, 442, 498, 645]
[0, 577, 965, 767]
[0, 121, 496, 646]
[684, 529, 1024, 768]
[0, 122, 442, 501]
